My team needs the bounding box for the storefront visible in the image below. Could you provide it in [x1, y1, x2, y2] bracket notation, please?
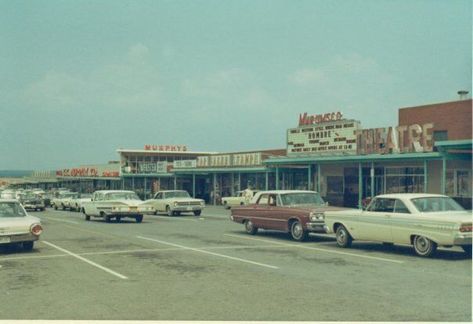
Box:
[55, 163, 122, 193]
[172, 150, 286, 204]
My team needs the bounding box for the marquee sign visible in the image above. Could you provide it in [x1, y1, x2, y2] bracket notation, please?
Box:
[137, 162, 169, 174]
[197, 152, 263, 168]
[56, 164, 120, 178]
[299, 111, 343, 126]
[144, 144, 188, 152]
[173, 160, 197, 169]
[287, 119, 360, 155]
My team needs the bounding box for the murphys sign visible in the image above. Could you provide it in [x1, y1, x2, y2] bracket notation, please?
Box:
[287, 119, 360, 155]
[356, 123, 434, 154]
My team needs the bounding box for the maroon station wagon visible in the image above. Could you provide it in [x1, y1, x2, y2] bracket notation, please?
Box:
[230, 190, 344, 241]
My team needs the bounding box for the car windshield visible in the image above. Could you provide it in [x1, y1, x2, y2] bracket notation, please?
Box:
[0, 202, 26, 218]
[21, 193, 37, 200]
[165, 191, 190, 198]
[105, 192, 140, 200]
[411, 197, 465, 213]
[280, 192, 325, 206]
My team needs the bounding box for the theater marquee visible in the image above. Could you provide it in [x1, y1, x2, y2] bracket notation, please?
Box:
[287, 116, 360, 156]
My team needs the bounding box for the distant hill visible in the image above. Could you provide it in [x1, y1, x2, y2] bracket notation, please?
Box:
[0, 170, 32, 177]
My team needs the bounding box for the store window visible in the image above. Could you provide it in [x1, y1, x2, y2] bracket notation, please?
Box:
[446, 169, 472, 197]
[433, 130, 448, 142]
[385, 167, 424, 193]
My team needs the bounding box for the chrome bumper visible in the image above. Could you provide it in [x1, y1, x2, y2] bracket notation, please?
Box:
[453, 233, 472, 245]
[0, 233, 39, 244]
[171, 206, 203, 212]
[306, 222, 327, 233]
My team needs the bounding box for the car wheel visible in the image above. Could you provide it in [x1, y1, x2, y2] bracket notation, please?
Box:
[136, 215, 143, 223]
[105, 215, 111, 223]
[166, 206, 174, 216]
[62, 205, 66, 210]
[193, 210, 201, 216]
[153, 209, 158, 215]
[461, 245, 471, 255]
[336, 225, 353, 248]
[85, 214, 90, 221]
[23, 241, 34, 251]
[244, 220, 258, 235]
[290, 220, 307, 241]
[413, 235, 437, 257]
[54, 205, 58, 210]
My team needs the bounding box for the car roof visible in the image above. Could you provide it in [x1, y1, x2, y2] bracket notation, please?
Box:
[255, 190, 319, 195]
[159, 190, 187, 193]
[374, 193, 447, 199]
[94, 190, 136, 194]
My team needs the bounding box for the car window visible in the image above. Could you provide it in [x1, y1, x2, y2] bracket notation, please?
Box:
[394, 199, 410, 214]
[0, 202, 26, 217]
[257, 194, 269, 205]
[368, 198, 395, 212]
[268, 194, 277, 206]
[154, 192, 162, 199]
[411, 197, 465, 213]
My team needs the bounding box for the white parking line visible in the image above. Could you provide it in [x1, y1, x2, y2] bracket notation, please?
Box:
[150, 215, 200, 222]
[42, 241, 128, 279]
[38, 216, 79, 224]
[224, 234, 404, 264]
[137, 235, 279, 269]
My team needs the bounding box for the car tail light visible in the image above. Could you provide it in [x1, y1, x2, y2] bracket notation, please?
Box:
[459, 223, 472, 232]
[30, 224, 43, 236]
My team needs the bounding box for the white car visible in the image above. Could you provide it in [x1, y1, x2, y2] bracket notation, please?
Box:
[144, 190, 205, 216]
[70, 193, 93, 212]
[0, 199, 43, 251]
[82, 190, 153, 223]
[324, 193, 472, 257]
[51, 191, 76, 210]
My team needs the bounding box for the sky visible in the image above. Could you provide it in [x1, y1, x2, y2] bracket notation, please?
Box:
[0, 0, 471, 170]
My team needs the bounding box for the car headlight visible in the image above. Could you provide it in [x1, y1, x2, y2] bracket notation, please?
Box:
[30, 223, 43, 236]
[309, 212, 325, 221]
[200, 201, 205, 206]
[173, 201, 178, 207]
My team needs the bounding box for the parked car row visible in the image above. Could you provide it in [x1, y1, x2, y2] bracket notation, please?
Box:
[230, 191, 472, 257]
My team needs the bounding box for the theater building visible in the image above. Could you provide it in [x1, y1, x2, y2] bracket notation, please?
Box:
[264, 99, 472, 208]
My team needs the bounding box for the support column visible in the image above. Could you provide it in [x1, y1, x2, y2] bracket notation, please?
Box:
[317, 164, 321, 193]
[238, 173, 241, 192]
[308, 165, 312, 191]
[132, 177, 135, 190]
[441, 157, 446, 195]
[231, 173, 234, 196]
[358, 163, 362, 209]
[213, 173, 217, 205]
[265, 172, 269, 190]
[275, 167, 279, 190]
[192, 174, 196, 198]
[424, 160, 428, 193]
[173, 176, 177, 190]
[144, 177, 147, 200]
[370, 162, 375, 198]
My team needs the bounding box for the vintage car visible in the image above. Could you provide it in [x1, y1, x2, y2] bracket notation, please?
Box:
[144, 190, 205, 216]
[62, 192, 80, 210]
[19, 191, 45, 211]
[82, 190, 153, 223]
[0, 199, 43, 250]
[324, 193, 472, 257]
[231, 190, 344, 241]
[222, 190, 259, 209]
[51, 191, 76, 210]
[70, 193, 93, 212]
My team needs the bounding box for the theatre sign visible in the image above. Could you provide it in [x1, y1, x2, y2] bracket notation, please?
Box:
[288, 112, 360, 155]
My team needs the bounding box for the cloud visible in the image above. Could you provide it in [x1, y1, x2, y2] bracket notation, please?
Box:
[181, 68, 272, 109]
[22, 43, 161, 110]
[289, 68, 326, 86]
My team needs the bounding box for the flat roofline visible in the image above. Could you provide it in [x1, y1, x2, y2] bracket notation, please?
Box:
[116, 149, 218, 154]
[264, 152, 444, 164]
[399, 98, 472, 110]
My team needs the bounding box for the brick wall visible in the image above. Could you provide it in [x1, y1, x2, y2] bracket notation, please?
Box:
[398, 99, 472, 140]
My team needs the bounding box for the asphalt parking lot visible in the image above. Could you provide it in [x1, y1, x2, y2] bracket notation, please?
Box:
[0, 207, 471, 321]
